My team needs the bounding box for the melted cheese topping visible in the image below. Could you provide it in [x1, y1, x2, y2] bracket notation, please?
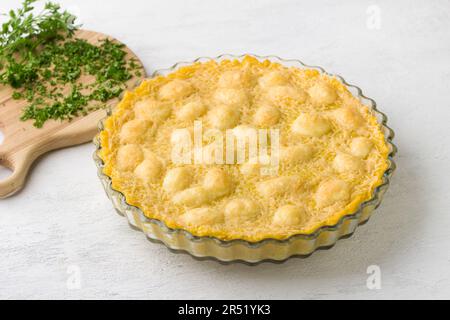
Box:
[99, 56, 389, 241]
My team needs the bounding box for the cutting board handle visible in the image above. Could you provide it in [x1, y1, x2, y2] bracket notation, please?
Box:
[0, 147, 35, 198]
[0, 111, 107, 198]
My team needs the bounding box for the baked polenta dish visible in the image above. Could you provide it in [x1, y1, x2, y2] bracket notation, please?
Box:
[98, 55, 390, 243]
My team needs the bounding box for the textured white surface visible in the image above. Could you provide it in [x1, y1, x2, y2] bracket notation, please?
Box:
[1, 0, 449, 300]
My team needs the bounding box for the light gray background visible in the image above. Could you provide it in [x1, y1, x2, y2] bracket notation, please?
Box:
[0, 0, 449, 299]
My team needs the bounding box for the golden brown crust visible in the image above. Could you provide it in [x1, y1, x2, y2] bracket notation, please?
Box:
[99, 56, 389, 241]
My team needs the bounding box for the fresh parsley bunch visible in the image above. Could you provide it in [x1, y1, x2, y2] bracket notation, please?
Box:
[0, 0, 140, 128]
[0, 0, 78, 87]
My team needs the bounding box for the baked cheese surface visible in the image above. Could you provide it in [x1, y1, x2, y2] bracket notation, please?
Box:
[99, 56, 389, 241]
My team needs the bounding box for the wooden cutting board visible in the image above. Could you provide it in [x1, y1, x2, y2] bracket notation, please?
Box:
[0, 30, 146, 198]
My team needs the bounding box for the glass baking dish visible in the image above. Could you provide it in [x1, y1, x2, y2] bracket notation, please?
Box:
[93, 54, 397, 265]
